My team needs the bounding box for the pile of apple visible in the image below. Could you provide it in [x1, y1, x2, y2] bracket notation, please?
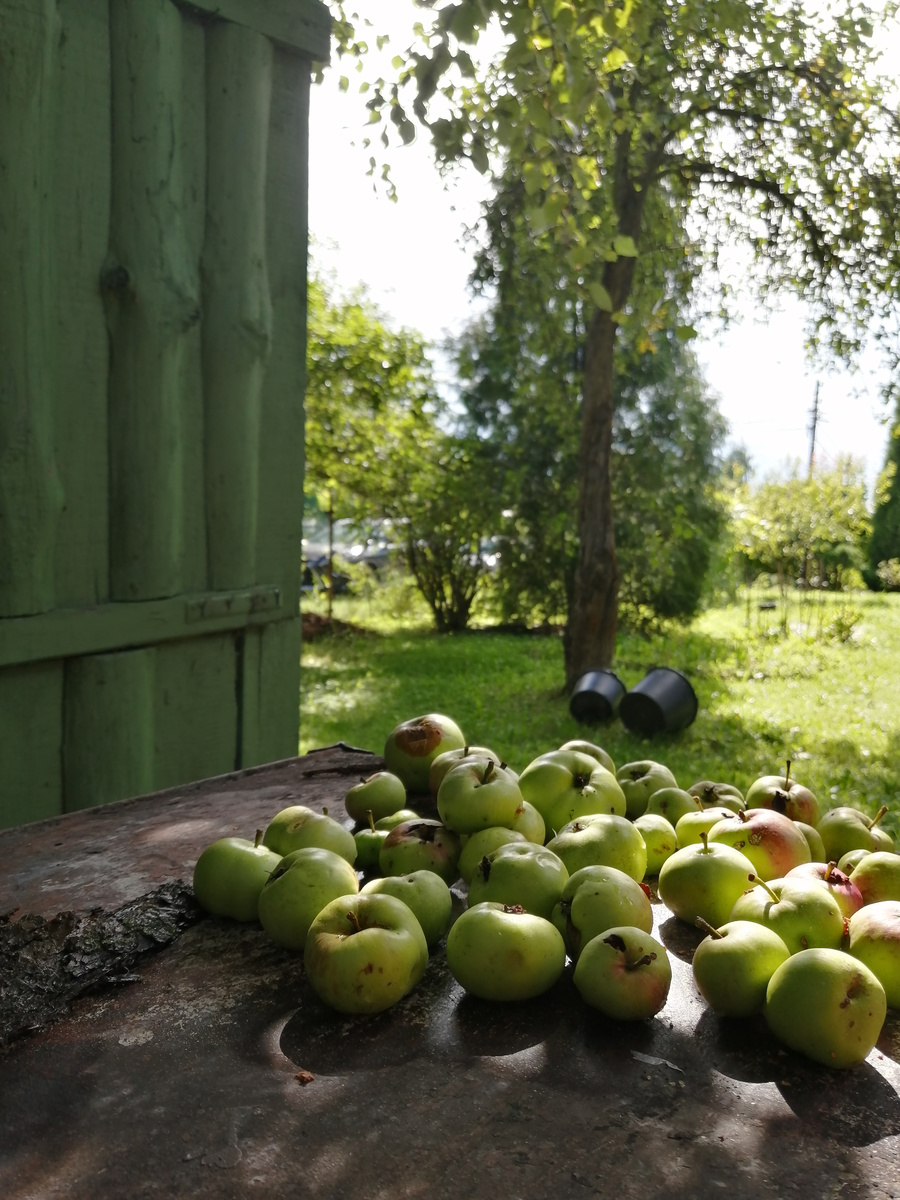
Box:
[192, 712, 900, 1070]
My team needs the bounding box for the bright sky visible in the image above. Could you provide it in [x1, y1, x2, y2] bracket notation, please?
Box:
[308, 3, 896, 495]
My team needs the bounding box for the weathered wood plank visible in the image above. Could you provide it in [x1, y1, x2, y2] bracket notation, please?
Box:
[174, 0, 331, 60]
[106, 0, 199, 601]
[202, 22, 273, 590]
[0, 661, 64, 827]
[237, 616, 302, 768]
[0, 0, 65, 617]
[63, 650, 156, 812]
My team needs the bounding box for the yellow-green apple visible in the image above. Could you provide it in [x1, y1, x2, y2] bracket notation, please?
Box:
[353, 818, 389, 873]
[445, 902, 566, 1001]
[674, 807, 736, 848]
[467, 841, 568, 920]
[692, 919, 791, 1017]
[688, 781, 746, 813]
[551, 864, 653, 959]
[644, 787, 702, 826]
[658, 836, 756, 928]
[192, 834, 281, 922]
[616, 761, 678, 820]
[304, 893, 428, 1014]
[509, 799, 546, 845]
[633, 813, 678, 876]
[546, 813, 647, 882]
[559, 739, 616, 774]
[258, 847, 359, 951]
[850, 851, 900, 905]
[383, 713, 465, 794]
[764, 948, 886, 1068]
[518, 749, 626, 834]
[457, 826, 526, 883]
[785, 860, 863, 918]
[839, 848, 872, 874]
[745, 765, 819, 826]
[361, 870, 453, 949]
[374, 808, 420, 830]
[263, 805, 357, 865]
[437, 757, 523, 834]
[378, 818, 461, 884]
[344, 771, 407, 824]
[707, 808, 811, 880]
[817, 805, 894, 861]
[848, 901, 900, 1007]
[796, 821, 827, 862]
[573, 926, 671, 1020]
[729, 875, 846, 955]
[429, 745, 501, 796]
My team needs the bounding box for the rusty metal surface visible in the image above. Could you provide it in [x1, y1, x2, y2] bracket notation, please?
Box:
[3, 746, 900, 1199]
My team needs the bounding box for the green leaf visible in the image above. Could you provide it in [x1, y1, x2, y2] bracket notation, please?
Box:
[613, 235, 638, 257]
[588, 282, 613, 312]
[675, 325, 698, 341]
[604, 47, 628, 72]
[523, 162, 544, 196]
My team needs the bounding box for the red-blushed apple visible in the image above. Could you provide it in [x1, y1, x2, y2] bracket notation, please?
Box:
[457, 826, 527, 884]
[258, 847, 360, 951]
[633, 812, 678, 876]
[657, 835, 756, 928]
[707, 807, 811, 880]
[644, 787, 702, 826]
[546, 813, 647, 882]
[518, 749, 627, 834]
[728, 874, 846, 955]
[467, 841, 569, 920]
[674, 807, 736, 848]
[344, 771, 408, 824]
[446, 902, 566, 1001]
[551, 864, 653, 959]
[360, 870, 453, 950]
[817, 805, 894, 861]
[744, 762, 820, 826]
[437, 757, 523, 834]
[304, 893, 429, 1014]
[378, 818, 462, 884]
[573, 926, 672, 1020]
[383, 713, 465, 794]
[616, 761, 678, 820]
[263, 805, 357, 865]
[428, 745, 501, 796]
[785, 860, 863, 919]
[848, 901, 900, 1008]
[764, 948, 886, 1068]
[192, 833, 281, 922]
[849, 851, 900, 905]
[692, 919, 791, 1018]
[559, 739, 616, 775]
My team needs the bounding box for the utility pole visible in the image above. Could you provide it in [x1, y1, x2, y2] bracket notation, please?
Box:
[808, 382, 820, 478]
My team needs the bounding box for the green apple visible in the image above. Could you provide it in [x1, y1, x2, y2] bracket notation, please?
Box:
[573, 926, 672, 1020]
[353, 822, 390, 873]
[546, 813, 647, 882]
[692, 919, 791, 1018]
[378, 818, 462, 884]
[509, 799, 546, 845]
[304, 893, 429, 1014]
[344, 771, 408, 824]
[744, 765, 820, 826]
[839, 848, 872, 874]
[559, 739, 616, 775]
[817, 805, 894, 862]
[616, 761, 679, 821]
[785, 860, 863, 918]
[633, 812, 678, 876]
[644, 787, 702, 826]
[729, 875, 846, 955]
[658, 836, 757, 928]
[468, 841, 569, 921]
[437, 757, 523, 834]
[361, 870, 453, 949]
[263, 805, 357, 865]
[764, 948, 886, 1068]
[796, 821, 827, 863]
[707, 808, 811, 880]
[458, 826, 526, 883]
[552, 865, 653, 959]
[383, 713, 465, 794]
[848, 901, 900, 1008]
[258, 847, 360, 951]
[518, 749, 627, 834]
[429, 745, 500, 796]
[374, 808, 421, 830]
[688, 781, 746, 813]
[849, 851, 900, 905]
[446, 902, 566, 1001]
[674, 807, 736, 848]
[192, 833, 281, 922]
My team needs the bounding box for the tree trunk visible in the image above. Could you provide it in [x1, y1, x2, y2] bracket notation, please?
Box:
[564, 307, 620, 689]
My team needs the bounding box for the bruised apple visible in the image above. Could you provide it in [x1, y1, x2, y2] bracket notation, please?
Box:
[383, 714, 465, 794]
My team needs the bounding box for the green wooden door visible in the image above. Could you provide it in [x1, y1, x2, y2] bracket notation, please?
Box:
[0, 0, 330, 828]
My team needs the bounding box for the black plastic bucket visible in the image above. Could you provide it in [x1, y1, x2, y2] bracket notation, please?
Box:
[569, 670, 626, 724]
[620, 667, 698, 736]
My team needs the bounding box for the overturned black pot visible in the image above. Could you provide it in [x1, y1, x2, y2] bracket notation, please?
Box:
[620, 667, 698, 737]
[569, 670, 626, 724]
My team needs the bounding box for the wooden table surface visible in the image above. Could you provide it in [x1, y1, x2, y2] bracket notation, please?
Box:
[2, 745, 900, 1200]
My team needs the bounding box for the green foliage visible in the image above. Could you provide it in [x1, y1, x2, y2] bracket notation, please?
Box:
[732, 458, 871, 589]
[867, 413, 900, 588]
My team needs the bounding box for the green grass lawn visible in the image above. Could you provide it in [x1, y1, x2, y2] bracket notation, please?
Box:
[300, 587, 900, 834]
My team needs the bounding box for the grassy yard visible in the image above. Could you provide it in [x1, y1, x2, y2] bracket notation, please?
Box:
[299, 587, 900, 833]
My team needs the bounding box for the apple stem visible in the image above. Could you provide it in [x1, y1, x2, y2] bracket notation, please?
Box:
[625, 952, 657, 971]
[367, 809, 376, 833]
[346, 909, 362, 934]
[747, 873, 779, 902]
[784, 759, 792, 788]
[482, 760, 496, 785]
[323, 806, 329, 817]
[870, 805, 889, 829]
[254, 829, 263, 848]
[824, 860, 838, 883]
[695, 917, 723, 939]
[699, 831, 710, 853]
